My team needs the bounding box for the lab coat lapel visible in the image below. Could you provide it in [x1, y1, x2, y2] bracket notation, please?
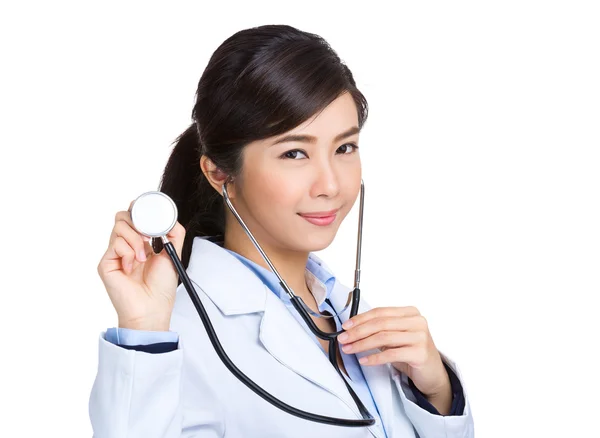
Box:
[186, 237, 366, 417]
[185, 237, 268, 316]
[187, 238, 391, 437]
[259, 291, 368, 421]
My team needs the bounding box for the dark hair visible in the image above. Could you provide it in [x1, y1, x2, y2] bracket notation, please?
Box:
[156, 24, 369, 271]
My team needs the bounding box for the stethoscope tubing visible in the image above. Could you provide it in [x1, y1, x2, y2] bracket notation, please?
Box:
[162, 237, 375, 427]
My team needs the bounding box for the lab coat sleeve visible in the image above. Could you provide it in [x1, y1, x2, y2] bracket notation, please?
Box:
[89, 332, 225, 438]
[391, 351, 475, 438]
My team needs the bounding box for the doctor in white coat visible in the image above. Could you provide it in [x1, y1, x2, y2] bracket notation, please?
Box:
[90, 24, 475, 437]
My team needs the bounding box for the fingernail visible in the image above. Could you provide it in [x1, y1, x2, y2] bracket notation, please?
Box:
[359, 357, 368, 364]
[342, 320, 353, 329]
[338, 333, 349, 342]
[138, 250, 146, 262]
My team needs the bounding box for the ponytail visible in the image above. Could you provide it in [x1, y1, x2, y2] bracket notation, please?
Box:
[156, 123, 225, 273]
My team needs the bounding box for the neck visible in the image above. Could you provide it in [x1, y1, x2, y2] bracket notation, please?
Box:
[223, 218, 312, 302]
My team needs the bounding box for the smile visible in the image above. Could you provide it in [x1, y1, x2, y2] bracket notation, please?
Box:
[298, 210, 338, 226]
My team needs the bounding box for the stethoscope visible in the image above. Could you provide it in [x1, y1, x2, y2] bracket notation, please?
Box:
[129, 180, 376, 428]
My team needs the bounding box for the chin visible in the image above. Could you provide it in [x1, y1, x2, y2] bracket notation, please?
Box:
[294, 229, 338, 253]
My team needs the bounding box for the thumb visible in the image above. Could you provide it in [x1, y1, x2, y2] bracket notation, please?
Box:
[166, 221, 186, 259]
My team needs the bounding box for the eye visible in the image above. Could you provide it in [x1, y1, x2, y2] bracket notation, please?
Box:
[337, 143, 359, 154]
[281, 149, 308, 160]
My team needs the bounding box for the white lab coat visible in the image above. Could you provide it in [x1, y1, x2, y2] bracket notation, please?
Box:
[89, 236, 475, 437]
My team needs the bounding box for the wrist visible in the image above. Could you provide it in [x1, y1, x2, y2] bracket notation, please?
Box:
[424, 376, 452, 415]
[118, 315, 171, 332]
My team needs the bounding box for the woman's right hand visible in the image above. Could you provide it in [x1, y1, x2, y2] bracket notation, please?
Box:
[97, 200, 186, 331]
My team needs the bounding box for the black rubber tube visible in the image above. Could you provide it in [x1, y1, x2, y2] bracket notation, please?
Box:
[163, 241, 376, 427]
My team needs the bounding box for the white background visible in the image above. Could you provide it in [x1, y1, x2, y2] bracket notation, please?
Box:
[1, 1, 599, 436]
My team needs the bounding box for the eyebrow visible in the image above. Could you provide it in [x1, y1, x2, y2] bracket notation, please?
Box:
[270, 126, 360, 146]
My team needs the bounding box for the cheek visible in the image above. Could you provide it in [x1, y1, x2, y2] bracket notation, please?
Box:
[243, 167, 301, 214]
[343, 172, 362, 206]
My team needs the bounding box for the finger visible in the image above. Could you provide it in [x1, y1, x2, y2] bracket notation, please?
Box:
[141, 237, 154, 257]
[341, 331, 425, 355]
[104, 236, 136, 275]
[112, 220, 148, 264]
[115, 208, 136, 229]
[165, 221, 186, 259]
[359, 345, 425, 367]
[109, 208, 137, 246]
[338, 315, 426, 344]
[342, 306, 421, 330]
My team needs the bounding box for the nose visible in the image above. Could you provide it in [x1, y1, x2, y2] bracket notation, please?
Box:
[310, 157, 341, 199]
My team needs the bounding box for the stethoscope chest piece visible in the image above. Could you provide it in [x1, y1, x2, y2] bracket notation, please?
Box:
[129, 191, 178, 239]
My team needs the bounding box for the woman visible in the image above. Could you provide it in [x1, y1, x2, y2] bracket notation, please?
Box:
[90, 24, 475, 437]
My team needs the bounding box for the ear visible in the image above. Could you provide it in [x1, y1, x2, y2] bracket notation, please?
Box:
[200, 155, 235, 197]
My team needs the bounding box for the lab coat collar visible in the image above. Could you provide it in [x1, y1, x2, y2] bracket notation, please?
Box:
[186, 236, 267, 315]
[185, 236, 392, 438]
[223, 245, 334, 306]
[187, 236, 337, 315]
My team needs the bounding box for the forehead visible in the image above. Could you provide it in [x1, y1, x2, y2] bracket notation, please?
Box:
[280, 92, 359, 140]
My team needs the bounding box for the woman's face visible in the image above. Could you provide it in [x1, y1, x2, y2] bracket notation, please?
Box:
[232, 92, 362, 253]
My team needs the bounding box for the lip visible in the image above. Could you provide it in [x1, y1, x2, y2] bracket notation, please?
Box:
[298, 209, 339, 218]
[298, 209, 339, 226]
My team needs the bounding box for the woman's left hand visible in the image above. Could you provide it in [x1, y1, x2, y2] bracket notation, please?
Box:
[338, 306, 450, 400]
